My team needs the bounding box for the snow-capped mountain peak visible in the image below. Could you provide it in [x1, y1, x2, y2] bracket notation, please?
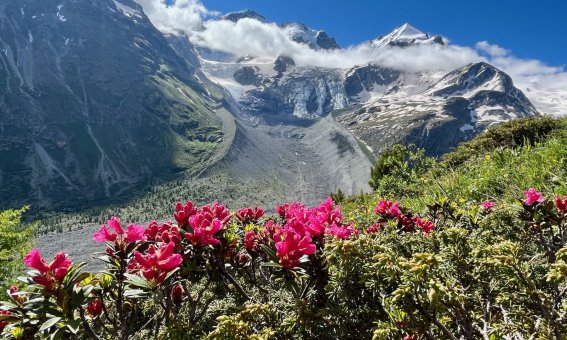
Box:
[371, 23, 444, 48]
[281, 22, 340, 50]
[220, 9, 266, 23]
[389, 23, 427, 40]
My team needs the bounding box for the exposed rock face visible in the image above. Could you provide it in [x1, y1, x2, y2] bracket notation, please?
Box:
[0, 0, 223, 210]
[344, 66, 402, 97]
[203, 45, 537, 158]
[234, 66, 266, 86]
[237, 67, 348, 118]
[220, 10, 267, 23]
[273, 55, 295, 73]
[336, 62, 538, 156]
[0, 2, 543, 216]
[315, 31, 340, 50]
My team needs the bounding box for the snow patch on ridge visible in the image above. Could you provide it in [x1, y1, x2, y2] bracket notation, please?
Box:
[56, 4, 66, 22]
[113, 0, 142, 18]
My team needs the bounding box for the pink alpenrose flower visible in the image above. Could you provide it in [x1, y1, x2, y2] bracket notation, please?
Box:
[273, 228, 316, 268]
[87, 298, 103, 317]
[185, 216, 224, 247]
[326, 223, 358, 240]
[132, 242, 183, 285]
[23, 249, 72, 289]
[235, 207, 265, 223]
[555, 196, 567, 214]
[374, 200, 401, 218]
[174, 201, 198, 228]
[413, 217, 435, 235]
[481, 200, 495, 210]
[93, 216, 146, 244]
[524, 188, 544, 205]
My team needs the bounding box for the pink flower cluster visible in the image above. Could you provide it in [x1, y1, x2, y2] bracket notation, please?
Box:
[555, 196, 567, 214]
[87, 298, 103, 317]
[523, 188, 567, 215]
[277, 197, 356, 240]
[481, 200, 495, 210]
[374, 200, 401, 218]
[244, 230, 262, 251]
[373, 200, 435, 235]
[93, 217, 146, 245]
[184, 203, 228, 246]
[269, 197, 358, 268]
[131, 242, 183, 285]
[174, 201, 198, 228]
[413, 217, 435, 234]
[273, 228, 316, 268]
[236, 207, 264, 223]
[525, 188, 545, 205]
[145, 221, 181, 245]
[366, 223, 382, 234]
[23, 249, 72, 289]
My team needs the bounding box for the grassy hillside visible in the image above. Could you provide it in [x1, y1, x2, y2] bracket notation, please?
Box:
[340, 116, 567, 224]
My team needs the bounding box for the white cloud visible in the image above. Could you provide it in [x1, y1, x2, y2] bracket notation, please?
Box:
[190, 17, 484, 73]
[476, 41, 508, 58]
[474, 41, 567, 115]
[135, 0, 567, 115]
[135, 0, 213, 33]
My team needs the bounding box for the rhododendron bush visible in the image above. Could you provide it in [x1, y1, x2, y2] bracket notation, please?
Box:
[1, 191, 567, 339]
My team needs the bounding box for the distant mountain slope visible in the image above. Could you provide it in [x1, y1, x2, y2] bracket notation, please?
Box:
[0, 0, 224, 210]
[337, 62, 537, 155]
[198, 20, 538, 157]
[0, 3, 545, 214]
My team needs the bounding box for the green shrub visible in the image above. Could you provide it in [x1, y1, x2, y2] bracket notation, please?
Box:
[2, 117, 567, 339]
[0, 207, 35, 292]
[368, 144, 433, 196]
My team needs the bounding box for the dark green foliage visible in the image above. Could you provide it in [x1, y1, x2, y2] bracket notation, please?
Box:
[330, 188, 346, 204]
[0, 207, 35, 293]
[368, 144, 433, 196]
[442, 116, 565, 167]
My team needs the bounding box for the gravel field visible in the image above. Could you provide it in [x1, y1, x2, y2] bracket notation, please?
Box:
[37, 110, 372, 263]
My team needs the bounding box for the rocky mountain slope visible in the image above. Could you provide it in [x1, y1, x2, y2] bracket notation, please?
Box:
[199, 17, 538, 157]
[0, 0, 225, 210]
[337, 61, 537, 155]
[0, 3, 543, 214]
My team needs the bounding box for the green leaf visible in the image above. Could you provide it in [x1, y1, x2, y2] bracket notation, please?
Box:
[82, 285, 94, 297]
[39, 316, 61, 332]
[24, 297, 48, 306]
[261, 262, 282, 269]
[124, 274, 151, 289]
[163, 267, 180, 282]
[65, 319, 81, 334]
[124, 288, 148, 298]
[0, 300, 17, 309]
[49, 326, 65, 340]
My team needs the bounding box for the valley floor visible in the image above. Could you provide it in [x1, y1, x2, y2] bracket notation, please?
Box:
[37, 108, 373, 263]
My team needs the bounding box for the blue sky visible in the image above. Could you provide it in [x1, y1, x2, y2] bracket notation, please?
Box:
[198, 0, 566, 67]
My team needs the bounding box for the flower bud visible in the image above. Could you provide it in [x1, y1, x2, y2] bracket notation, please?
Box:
[170, 283, 185, 305]
[8, 286, 25, 304]
[238, 253, 250, 265]
[87, 298, 103, 317]
[0, 310, 12, 333]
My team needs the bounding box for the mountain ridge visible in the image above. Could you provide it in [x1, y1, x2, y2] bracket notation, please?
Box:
[0, 3, 544, 214]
